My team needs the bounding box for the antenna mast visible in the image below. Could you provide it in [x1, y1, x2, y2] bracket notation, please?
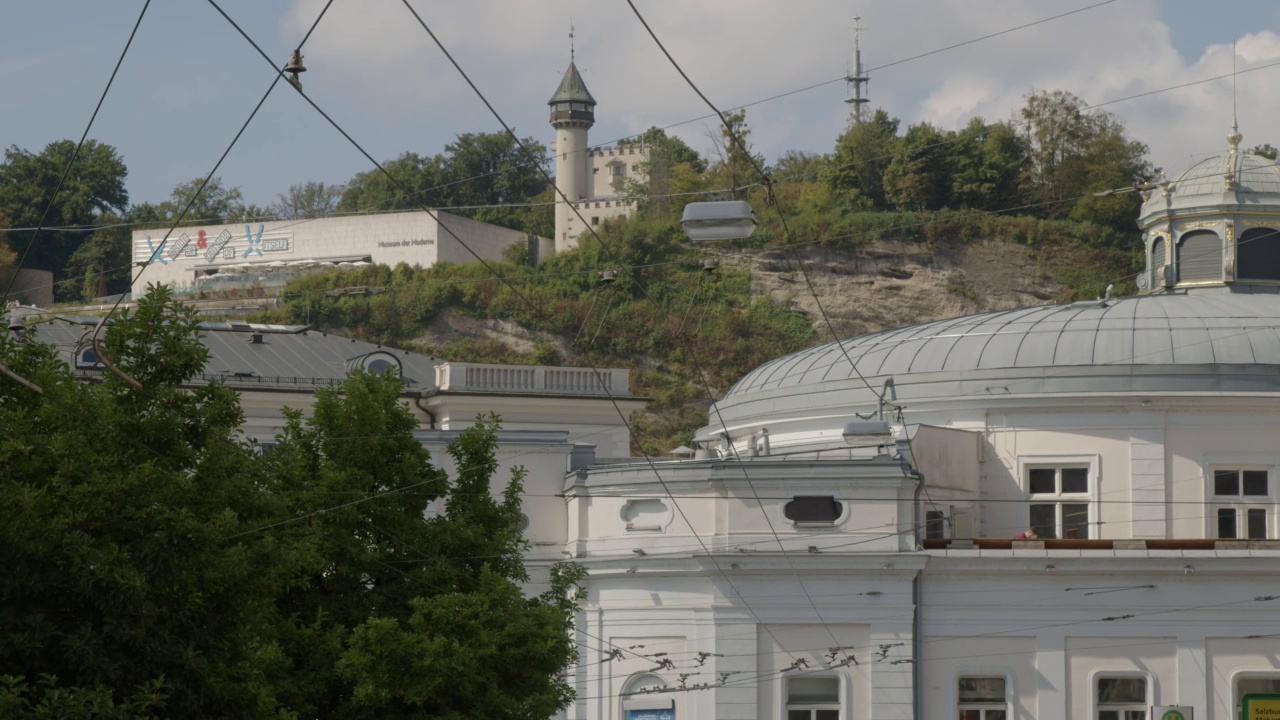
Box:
[570, 20, 576, 62]
[845, 16, 870, 122]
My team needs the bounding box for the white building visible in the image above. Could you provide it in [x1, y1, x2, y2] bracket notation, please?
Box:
[128, 209, 532, 298]
[566, 130, 1280, 720]
[548, 61, 650, 253]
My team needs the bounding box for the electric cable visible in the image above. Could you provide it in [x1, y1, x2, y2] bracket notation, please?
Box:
[88, 0, 336, 352]
[2, 0, 151, 301]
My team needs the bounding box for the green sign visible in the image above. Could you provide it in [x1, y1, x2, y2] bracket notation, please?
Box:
[1162, 710, 1186, 720]
[1243, 693, 1280, 720]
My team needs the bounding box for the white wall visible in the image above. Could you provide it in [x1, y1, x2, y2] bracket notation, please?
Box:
[130, 210, 525, 296]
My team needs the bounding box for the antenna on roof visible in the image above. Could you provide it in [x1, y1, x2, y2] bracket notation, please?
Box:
[569, 19, 576, 63]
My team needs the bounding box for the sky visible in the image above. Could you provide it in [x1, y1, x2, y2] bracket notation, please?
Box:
[5, 0, 1280, 211]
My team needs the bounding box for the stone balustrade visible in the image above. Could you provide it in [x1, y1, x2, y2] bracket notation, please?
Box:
[435, 362, 630, 396]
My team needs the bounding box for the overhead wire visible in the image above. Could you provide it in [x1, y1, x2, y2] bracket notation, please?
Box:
[1, 0, 152, 302]
[88, 0, 337, 352]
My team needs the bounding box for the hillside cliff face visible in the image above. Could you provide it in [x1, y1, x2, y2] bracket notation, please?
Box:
[730, 239, 1064, 342]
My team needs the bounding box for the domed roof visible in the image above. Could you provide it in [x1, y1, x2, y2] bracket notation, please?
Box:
[723, 291, 1280, 400]
[1140, 135, 1280, 222]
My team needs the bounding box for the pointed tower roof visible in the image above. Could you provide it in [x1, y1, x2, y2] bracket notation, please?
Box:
[548, 61, 596, 106]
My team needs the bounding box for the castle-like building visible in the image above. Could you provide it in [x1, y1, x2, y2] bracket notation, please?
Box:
[548, 61, 650, 253]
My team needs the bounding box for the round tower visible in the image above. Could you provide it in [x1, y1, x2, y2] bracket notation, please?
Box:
[549, 61, 596, 253]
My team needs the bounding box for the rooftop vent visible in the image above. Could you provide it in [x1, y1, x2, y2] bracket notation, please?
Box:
[249, 333, 264, 344]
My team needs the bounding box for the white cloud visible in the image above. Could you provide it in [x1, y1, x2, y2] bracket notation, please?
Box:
[278, 0, 1280, 180]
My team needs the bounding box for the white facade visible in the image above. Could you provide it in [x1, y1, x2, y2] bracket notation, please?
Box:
[128, 210, 529, 298]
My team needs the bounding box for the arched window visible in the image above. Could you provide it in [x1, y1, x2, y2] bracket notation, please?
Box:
[620, 673, 672, 719]
[1177, 230, 1222, 283]
[1151, 236, 1166, 270]
[1237, 227, 1280, 280]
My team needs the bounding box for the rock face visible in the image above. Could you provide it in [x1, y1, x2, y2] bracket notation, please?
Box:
[729, 239, 1064, 341]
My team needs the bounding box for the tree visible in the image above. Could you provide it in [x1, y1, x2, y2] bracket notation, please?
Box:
[336, 132, 551, 236]
[334, 416, 583, 719]
[883, 121, 952, 211]
[828, 109, 900, 209]
[0, 286, 293, 717]
[949, 118, 1027, 211]
[705, 110, 765, 200]
[266, 375, 583, 719]
[1251, 144, 1278, 161]
[621, 127, 707, 220]
[0, 139, 128, 278]
[273, 180, 345, 219]
[1017, 89, 1153, 229]
[620, 127, 707, 173]
[64, 211, 131, 300]
[153, 176, 246, 225]
[337, 152, 444, 215]
[770, 150, 830, 184]
[1, 289, 585, 719]
[440, 132, 550, 233]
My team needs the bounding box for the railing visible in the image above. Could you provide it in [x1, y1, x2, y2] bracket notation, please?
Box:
[436, 362, 630, 396]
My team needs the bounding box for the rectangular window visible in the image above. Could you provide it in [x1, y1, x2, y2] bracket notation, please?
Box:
[786, 676, 840, 720]
[1097, 677, 1145, 720]
[593, 167, 600, 175]
[1027, 466, 1090, 539]
[958, 676, 1006, 720]
[591, 217, 599, 226]
[925, 510, 946, 540]
[1212, 468, 1271, 539]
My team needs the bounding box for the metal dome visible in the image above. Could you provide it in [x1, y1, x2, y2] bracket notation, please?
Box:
[1139, 134, 1280, 225]
[723, 291, 1280, 399]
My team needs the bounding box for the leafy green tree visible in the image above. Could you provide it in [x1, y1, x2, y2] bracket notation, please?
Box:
[949, 118, 1027, 211]
[0, 139, 128, 278]
[273, 180, 345, 219]
[706, 109, 764, 200]
[64, 211, 131, 300]
[828, 109, 900, 209]
[338, 152, 444, 214]
[336, 418, 583, 718]
[0, 286, 293, 718]
[1251, 143, 1278, 160]
[623, 128, 706, 221]
[266, 375, 583, 719]
[1018, 90, 1152, 229]
[336, 132, 550, 236]
[442, 132, 551, 233]
[771, 150, 830, 184]
[153, 176, 246, 225]
[620, 126, 707, 172]
[883, 121, 952, 211]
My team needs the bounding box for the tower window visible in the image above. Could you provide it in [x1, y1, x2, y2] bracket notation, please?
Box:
[591, 217, 599, 226]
